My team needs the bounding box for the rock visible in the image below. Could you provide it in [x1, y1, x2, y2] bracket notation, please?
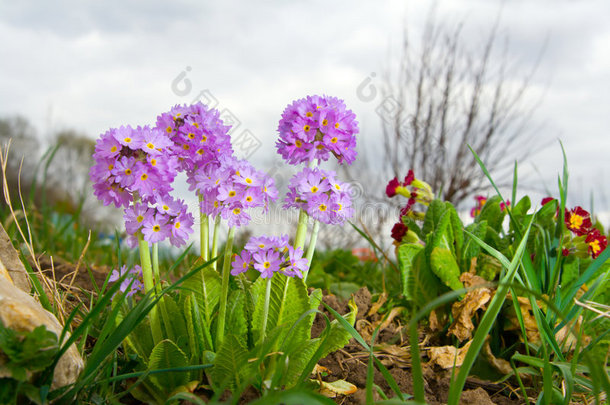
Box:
[0, 265, 84, 389]
[0, 223, 31, 292]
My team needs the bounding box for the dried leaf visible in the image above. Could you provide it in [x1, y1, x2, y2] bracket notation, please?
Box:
[460, 271, 488, 288]
[367, 292, 387, 316]
[315, 379, 358, 397]
[312, 364, 331, 376]
[429, 309, 441, 332]
[427, 339, 473, 369]
[378, 306, 405, 331]
[448, 286, 492, 342]
[482, 340, 512, 375]
[555, 315, 590, 349]
[504, 296, 540, 343]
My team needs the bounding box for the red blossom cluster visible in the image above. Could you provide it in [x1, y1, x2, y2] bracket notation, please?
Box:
[386, 170, 433, 243]
[542, 198, 608, 259]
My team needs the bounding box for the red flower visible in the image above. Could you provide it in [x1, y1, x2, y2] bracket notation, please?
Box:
[500, 200, 511, 212]
[565, 206, 592, 236]
[470, 195, 487, 218]
[386, 177, 400, 197]
[391, 222, 409, 242]
[541, 197, 555, 206]
[585, 228, 607, 259]
[404, 170, 415, 186]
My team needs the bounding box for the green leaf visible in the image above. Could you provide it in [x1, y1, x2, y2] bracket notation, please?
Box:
[211, 334, 250, 390]
[226, 288, 248, 339]
[447, 203, 464, 260]
[430, 247, 463, 291]
[182, 295, 200, 365]
[0, 321, 59, 381]
[396, 243, 424, 299]
[462, 221, 488, 266]
[477, 195, 504, 232]
[147, 339, 190, 395]
[406, 246, 442, 309]
[181, 265, 221, 326]
[252, 274, 310, 347]
[422, 199, 447, 236]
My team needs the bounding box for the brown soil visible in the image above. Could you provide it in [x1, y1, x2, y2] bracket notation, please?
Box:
[313, 287, 524, 405]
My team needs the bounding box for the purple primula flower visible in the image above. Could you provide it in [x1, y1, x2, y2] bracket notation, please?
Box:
[284, 246, 308, 278]
[284, 167, 353, 225]
[245, 235, 289, 253]
[141, 213, 170, 244]
[231, 251, 252, 276]
[109, 265, 144, 297]
[252, 249, 282, 279]
[276, 95, 359, 165]
[169, 210, 194, 247]
[124, 203, 151, 234]
[239, 236, 308, 279]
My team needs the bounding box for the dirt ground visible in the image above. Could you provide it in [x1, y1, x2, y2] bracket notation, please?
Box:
[312, 288, 524, 405]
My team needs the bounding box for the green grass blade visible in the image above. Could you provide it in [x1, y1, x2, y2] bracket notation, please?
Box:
[447, 215, 533, 405]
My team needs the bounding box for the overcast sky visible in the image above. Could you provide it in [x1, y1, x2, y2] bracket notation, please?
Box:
[1, 0, 609, 213]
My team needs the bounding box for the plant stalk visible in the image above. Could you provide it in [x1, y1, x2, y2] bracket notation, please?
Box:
[137, 235, 163, 344]
[303, 220, 320, 281]
[215, 226, 236, 347]
[259, 277, 272, 346]
[200, 194, 209, 261]
[211, 215, 221, 270]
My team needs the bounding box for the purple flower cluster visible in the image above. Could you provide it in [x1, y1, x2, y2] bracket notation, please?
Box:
[108, 265, 144, 296]
[284, 168, 353, 225]
[90, 125, 178, 208]
[156, 103, 233, 174]
[124, 198, 194, 248]
[231, 235, 308, 279]
[189, 157, 278, 228]
[276, 95, 358, 165]
[90, 124, 195, 247]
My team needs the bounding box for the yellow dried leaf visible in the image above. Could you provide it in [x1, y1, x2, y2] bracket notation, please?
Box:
[428, 339, 473, 369]
[448, 287, 492, 341]
[315, 379, 358, 397]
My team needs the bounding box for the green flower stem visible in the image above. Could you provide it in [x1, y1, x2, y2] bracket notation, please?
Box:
[199, 194, 209, 261]
[152, 243, 175, 342]
[294, 159, 317, 250]
[137, 235, 163, 344]
[211, 215, 221, 270]
[215, 226, 235, 347]
[293, 209, 309, 250]
[303, 220, 320, 281]
[151, 243, 161, 291]
[259, 277, 272, 346]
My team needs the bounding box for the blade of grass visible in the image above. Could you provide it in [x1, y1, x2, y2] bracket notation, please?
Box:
[447, 214, 533, 405]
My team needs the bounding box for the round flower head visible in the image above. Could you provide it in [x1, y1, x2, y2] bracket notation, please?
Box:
[90, 125, 179, 207]
[155, 102, 233, 173]
[284, 167, 352, 225]
[565, 206, 592, 236]
[276, 95, 358, 165]
[193, 157, 278, 228]
[233, 235, 308, 279]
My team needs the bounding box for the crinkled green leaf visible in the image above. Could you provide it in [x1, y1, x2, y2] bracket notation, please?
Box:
[422, 199, 447, 236]
[226, 289, 248, 339]
[211, 334, 250, 390]
[252, 274, 310, 348]
[181, 265, 221, 326]
[430, 247, 464, 291]
[477, 195, 505, 232]
[406, 245, 443, 309]
[462, 220, 488, 267]
[397, 243, 425, 299]
[147, 339, 190, 394]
